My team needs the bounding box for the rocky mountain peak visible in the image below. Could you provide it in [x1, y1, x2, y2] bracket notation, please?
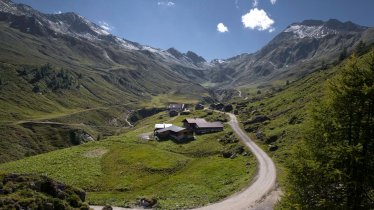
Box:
[324, 19, 367, 31]
[166, 48, 184, 59]
[285, 19, 367, 39]
[185, 51, 206, 64]
[0, 0, 110, 38]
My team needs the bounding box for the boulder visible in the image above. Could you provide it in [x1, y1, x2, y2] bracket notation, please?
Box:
[268, 145, 279, 151]
[195, 104, 204, 110]
[138, 197, 157, 208]
[222, 151, 233, 158]
[256, 130, 264, 139]
[102, 205, 113, 210]
[234, 145, 245, 154]
[265, 135, 278, 144]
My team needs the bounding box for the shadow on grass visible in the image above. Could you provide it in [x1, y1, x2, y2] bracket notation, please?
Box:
[156, 136, 196, 144]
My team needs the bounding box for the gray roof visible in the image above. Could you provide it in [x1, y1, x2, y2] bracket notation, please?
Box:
[184, 118, 207, 124]
[168, 104, 184, 109]
[184, 118, 224, 128]
[155, 123, 172, 129]
[156, 125, 186, 133]
[196, 121, 224, 128]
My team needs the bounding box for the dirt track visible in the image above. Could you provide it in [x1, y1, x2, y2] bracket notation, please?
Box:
[194, 113, 279, 210]
[91, 113, 280, 210]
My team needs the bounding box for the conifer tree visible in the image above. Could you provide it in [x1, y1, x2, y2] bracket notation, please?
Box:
[283, 52, 374, 209]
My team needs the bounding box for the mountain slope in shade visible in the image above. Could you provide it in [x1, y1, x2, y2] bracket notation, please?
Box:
[0, 0, 211, 74]
[0, 0, 211, 102]
[0, 0, 212, 162]
[209, 19, 374, 87]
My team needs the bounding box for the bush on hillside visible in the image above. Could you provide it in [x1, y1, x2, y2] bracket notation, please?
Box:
[0, 173, 89, 210]
[17, 64, 80, 93]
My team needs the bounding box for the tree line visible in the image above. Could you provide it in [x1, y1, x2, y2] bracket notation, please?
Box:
[281, 50, 374, 209]
[17, 64, 81, 93]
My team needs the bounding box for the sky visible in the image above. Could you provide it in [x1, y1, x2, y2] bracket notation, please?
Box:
[13, 0, 374, 60]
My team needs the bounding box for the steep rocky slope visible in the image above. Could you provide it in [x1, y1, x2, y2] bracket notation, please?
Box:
[209, 19, 374, 87]
[0, 0, 211, 162]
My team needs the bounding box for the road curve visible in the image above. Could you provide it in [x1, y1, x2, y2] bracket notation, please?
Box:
[194, 113, 279, 210]
[91, 113, 279, 210]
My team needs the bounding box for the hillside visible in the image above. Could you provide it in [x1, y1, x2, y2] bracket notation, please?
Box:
[0, 0, 213, 162]
[0, 110, 256, 209]
[232, 48, 374, 208]
[0, 173, 89, 209]
[209, 19, 374, 89]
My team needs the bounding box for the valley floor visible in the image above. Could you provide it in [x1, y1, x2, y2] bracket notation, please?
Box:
[0, 110, 257, 209]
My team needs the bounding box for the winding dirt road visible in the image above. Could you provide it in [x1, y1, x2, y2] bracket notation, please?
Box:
[195, 113, 279, 210]
[91, 113, 280, 210]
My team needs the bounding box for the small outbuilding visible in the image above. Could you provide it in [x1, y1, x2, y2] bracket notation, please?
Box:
[154, 125, 193, 141]
[167, 104, 186, 117]
[195, 104, 205, 110]
[154, 123, 172, 131]
[168, 104, 185, 112]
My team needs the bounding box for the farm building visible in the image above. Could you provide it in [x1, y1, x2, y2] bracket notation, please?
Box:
[168, 104, 185, 112]
[154, 123, 172, 131]
[154, 125, 193, 141]
[167, 104, 186, 117]
[195, 104, 205, 110]
[182, 118, 224, 134]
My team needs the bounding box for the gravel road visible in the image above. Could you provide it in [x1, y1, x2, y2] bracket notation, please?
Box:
[91, 113, 280, 210]
[194, 113, 279, 210]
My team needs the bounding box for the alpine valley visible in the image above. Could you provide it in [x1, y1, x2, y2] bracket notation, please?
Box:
[0, 0, 373, 209]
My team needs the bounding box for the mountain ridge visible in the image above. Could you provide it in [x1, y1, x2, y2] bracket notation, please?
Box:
[209, 18, 374, 88]
[0, 0, 213, 162]
[1, 0, 374, 161]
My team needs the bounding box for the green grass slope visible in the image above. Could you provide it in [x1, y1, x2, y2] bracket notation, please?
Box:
[0, 110, 256, 209]
[234, 49, 374, 206]
[0, 20, 211, 162]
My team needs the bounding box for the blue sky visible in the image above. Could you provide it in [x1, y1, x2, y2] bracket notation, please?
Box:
[14, 0, 374, 60]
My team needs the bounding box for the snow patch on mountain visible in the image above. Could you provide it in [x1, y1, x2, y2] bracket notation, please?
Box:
[0, 0, 211, 69]
[284, 24, 337, 39]
[0, 1, 19, 14]
[115, 38, 140, 50]
[142, 46, 161, 53]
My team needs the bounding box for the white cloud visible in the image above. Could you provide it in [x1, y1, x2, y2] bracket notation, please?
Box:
[242, 8, 274, 31]
[99, 21, 113, 31]
[270, 0, 277, 5]
[252, 0, 259, 7]
[157, 1, 175, 7]
[217, 23, 229, 33]
[269, 28, 275, 33]
[54, 11, 62, 14]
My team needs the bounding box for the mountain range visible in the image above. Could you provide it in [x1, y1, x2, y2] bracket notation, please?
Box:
[209, 19, 374, 87]
[2, 0, 373, 90]
[0, 0, 374, 161]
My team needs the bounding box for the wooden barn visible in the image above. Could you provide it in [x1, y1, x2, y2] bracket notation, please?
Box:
[154, 125, 193, 141]
[182, 118, 224, 134]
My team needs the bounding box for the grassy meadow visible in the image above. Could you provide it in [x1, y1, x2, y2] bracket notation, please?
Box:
[0, 110, 256, 209]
